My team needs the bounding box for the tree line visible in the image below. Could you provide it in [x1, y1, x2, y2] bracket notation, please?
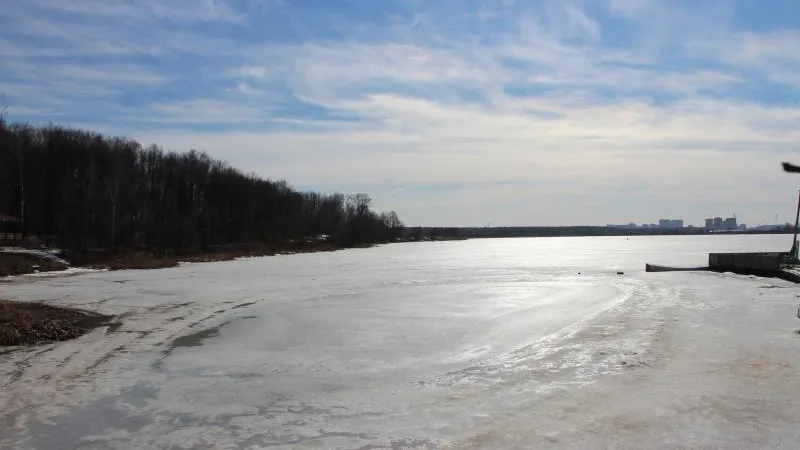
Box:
[0, 116, 404, 254]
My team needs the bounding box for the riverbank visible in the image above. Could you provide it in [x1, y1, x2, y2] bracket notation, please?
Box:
[1, 242, 354, 276]
[76, 242, 347, 271]
[4, 235, 473, 276]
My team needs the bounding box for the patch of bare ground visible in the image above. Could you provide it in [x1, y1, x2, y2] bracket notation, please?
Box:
[0, 252, 69, 277]
[0, 300, 111, 346]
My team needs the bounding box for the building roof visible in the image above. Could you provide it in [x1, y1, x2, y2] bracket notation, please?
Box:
[0, 214, 21, 222]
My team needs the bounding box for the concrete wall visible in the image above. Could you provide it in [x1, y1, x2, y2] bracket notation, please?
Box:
[708, 252, 786, 273]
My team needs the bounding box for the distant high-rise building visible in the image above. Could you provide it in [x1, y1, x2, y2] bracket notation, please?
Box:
[705, 216, 744, 231]
[659, 219, 684, 229]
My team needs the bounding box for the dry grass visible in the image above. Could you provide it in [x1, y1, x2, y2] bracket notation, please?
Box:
[0, 300, 110, 346]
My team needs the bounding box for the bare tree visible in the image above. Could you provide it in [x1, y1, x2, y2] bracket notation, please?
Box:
[384, 211, 403, 229]
[0, 101, 25, 237]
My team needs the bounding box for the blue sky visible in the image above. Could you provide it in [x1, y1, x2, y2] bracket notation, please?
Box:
[2, 0, 799, 227]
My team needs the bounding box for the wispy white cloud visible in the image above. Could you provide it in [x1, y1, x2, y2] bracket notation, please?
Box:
[238, 65, 272, 79]
[687, 29, 800, 64]
[143, 100, 270, 124]
[53, 64, 168, 85]
[565, 3, 601, 39]
[544, 2, 602, 41]
[227, 82, 274, 98]
[0, 1, 240, 57]
[769, 70, 800, 88]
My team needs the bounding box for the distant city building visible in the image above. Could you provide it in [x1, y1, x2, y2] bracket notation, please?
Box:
[658, 219, 684, 229]
[739, 224, 747, 231]
[705, 216, 741, 231]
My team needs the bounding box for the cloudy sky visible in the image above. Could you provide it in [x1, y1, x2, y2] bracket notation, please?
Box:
[2, 0, 799, 227]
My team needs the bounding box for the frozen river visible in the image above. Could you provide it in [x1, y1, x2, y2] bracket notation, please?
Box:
[2, 235, 800, 449]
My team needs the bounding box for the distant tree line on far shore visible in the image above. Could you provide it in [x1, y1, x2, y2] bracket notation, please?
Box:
[0, 115, 404, 254]
[405, 226, 795, 240]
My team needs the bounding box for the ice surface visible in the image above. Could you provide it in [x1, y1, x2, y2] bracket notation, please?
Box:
[2, 235, 800, 449]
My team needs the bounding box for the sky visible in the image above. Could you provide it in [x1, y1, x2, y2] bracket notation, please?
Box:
[1, 0, 799, 227]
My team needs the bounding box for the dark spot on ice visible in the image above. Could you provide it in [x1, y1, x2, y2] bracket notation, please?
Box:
[287, 404, 331, 415]
[159, 315, 257, 362]
[232, 300, 259, 310]
[168, 324, 223, 350]
[105, 321, 124, 334]
[162, 301, 193, 311]
[227, 372, 265, 380]
[283, 419, 309, 426]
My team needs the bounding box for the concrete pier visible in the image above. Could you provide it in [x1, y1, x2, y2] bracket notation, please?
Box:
[708, 252, 785, 274]
[647, 252, 800, 283]
[708, 252, 799, 283]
